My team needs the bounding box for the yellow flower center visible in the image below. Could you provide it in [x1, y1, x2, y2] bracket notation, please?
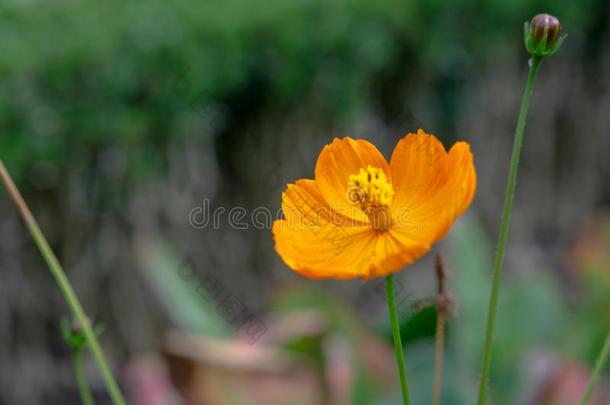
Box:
[347, 165, 394, 231]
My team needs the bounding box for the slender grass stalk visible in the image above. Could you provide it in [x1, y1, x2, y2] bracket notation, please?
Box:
[386, 274, 411, 405]
[476, 55, 543, 405]
[432, 311, 445, 405]
[580, 330, 610, 405]
[432, 254, 448, 405]
[0, 160, 126, 405]
[73, 348, 95, 405]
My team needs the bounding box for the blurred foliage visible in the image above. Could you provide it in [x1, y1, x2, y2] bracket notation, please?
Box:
[135, 238, 231, 337]
[271, 286, 383, 404]
[446, 215, 610, 404]
[0, 0, 601, 186]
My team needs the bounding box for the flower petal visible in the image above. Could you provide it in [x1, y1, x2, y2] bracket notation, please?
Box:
[389, 129, 449, 212]
[445, 142, 477, 217]
[391, 132, 476, 245]
[362, 228, 432, 278]
[315, 137, 391, 222]
[409, 141, 476, 239]
[273, 179, 376, 279]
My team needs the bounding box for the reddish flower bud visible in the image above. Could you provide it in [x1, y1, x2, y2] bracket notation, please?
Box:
[524, 13, 565, 57]
[531, 14, 561, 45]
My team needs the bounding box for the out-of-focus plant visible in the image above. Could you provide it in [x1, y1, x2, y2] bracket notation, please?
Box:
[580, 331, 610, 404]
[134, 239, 232, 337]
[0, 161, 126, 405]
[569, 213, 610, 404]
[432, 254, 452, 405]
[61, 318, 106, 405]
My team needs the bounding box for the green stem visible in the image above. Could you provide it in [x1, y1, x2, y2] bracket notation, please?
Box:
[74, 348, 95, 405]
[580, 330, 610, 405]
[386, 274, 411, 405]
[477, 55, 543, 405]
[0, 161, 126, 405]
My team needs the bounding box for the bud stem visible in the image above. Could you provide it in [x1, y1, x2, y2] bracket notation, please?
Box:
[477, 55, 543, 405]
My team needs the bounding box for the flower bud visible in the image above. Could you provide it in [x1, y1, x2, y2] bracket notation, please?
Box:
[524, 13, 565, 57]
[60, 317, 105, 350]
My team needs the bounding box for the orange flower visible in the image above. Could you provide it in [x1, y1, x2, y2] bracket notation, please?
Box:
[272, 129, 476, 279]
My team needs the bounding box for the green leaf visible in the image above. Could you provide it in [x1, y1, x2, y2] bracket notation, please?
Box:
[135, 238, 231, 337]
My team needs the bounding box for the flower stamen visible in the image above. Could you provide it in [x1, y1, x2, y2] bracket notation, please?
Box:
[347, 165, 394, 231]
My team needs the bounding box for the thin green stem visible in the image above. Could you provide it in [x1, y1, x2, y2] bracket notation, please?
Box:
[386, 274, 411, 405]
[0, 161, 126, 405]
[73, 348, 95, 405]
[477, 55, 543, 405]
[580, 330, 610, 405]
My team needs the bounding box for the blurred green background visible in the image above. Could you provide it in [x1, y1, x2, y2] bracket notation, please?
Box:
[1, 0, 610, 404]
